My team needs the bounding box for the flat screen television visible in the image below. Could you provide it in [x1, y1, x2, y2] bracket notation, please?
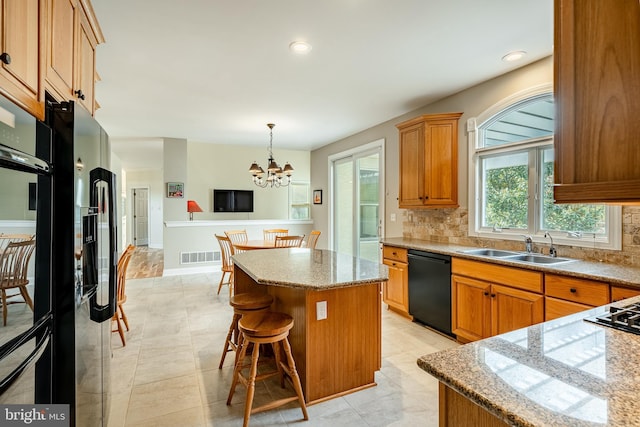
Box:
[213, 189, 254, 213]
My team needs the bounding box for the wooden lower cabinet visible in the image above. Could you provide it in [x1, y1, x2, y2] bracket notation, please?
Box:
[611, 286, 640, 302]
[452, 275, 543, 342]
[382, 245, 410, 318]
[382, 258, 409, 316]
[545, 296, 592, 321]
[544, 274, 610, 320]
[439, 383, 508, 427]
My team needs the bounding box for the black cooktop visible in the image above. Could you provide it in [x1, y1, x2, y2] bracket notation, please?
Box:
[585, 302, 640, 335]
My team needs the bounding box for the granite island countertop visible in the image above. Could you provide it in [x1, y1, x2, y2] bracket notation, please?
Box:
[418, 295, 640, 426]
[232, 248, 388, 290]
[381, 237, 640, 289]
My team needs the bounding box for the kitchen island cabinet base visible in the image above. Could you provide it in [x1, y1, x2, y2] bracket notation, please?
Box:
[233, 265, 382, 404]
[439, 383, 508, 427]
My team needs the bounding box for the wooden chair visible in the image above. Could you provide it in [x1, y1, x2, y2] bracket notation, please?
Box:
[305, 230, 321, 249]
[227, 311, 309, 427]
[274, 235, 305, 248]
[218, 292, 274, 369]
[263, 229, 288, 241]
[0, 239, 36, 326]
[216, 234, 234, 296]
[225, 230, 248, 246]
[112, 244, 135, 346]
[0, 234, 34, 252]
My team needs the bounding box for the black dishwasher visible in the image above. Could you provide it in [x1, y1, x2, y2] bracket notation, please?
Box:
[408, 250, 453, 337]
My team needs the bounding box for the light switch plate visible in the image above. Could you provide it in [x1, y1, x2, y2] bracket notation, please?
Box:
[316, 301, 327, 320]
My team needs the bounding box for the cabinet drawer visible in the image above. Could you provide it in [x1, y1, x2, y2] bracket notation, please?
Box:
[611, 286, 640, 303]
[451, 258, 542, 293]
[383, 246, 407, 263]
[545, 296, 593, 321]
[545, 274, 609, 306]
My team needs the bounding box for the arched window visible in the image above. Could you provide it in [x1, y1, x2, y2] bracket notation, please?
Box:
[467, 86, 620, 250]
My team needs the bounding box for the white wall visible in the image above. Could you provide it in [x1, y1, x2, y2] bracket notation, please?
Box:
[310, 56, 554, 241]
[187, 142, 311, 220]
[115, 137, 312, 273]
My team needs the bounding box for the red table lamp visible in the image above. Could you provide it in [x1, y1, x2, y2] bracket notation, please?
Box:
[187, 200, 203, 220]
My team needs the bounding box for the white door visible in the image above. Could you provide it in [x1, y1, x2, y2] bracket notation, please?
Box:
[330, 140, 384, 262]
[133, 188, 149, 246]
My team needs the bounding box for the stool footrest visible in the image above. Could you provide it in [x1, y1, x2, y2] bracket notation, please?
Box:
[251, 396, 299, 415]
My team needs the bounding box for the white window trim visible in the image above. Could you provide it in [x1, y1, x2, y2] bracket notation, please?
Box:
[467, 84, 621, 251]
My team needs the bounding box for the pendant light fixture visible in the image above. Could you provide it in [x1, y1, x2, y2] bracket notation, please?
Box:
[249, 123, 293, 188]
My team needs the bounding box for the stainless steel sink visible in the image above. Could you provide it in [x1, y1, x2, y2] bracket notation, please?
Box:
[461, 249, 520, 257]
[504, 254, 575, 264]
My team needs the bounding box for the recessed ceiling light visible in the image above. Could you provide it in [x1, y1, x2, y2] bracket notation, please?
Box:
[289, 41, 312, 54]
[502, 51, 527, 62]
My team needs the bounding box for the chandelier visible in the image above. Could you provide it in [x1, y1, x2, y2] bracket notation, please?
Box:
[249, 123, 294, 188]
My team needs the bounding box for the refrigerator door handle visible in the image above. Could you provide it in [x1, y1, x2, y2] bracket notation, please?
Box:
[88, 167, 118, 323]
[0, 315, 51, 395]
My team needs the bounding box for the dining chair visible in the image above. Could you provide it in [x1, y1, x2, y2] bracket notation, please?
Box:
[215, 234, 234, 296]
[112, 244, 135, 346]
[0, 239, 36, 326]
[0, 234, 34, 252]
[263, 229, 288, 241]
[225, 230, 248, 246]
[305, 230, 321, 249]
[274, 235, 305, 248]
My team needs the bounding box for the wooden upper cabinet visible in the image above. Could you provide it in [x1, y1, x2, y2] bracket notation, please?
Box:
[44, 0, 103, 114]
[397, 113, 462, 208]
[45, 0, 75, 101]
[553, 0, 640, 203]
[75, 3, 97, 113]
[0, 0, 44, 119]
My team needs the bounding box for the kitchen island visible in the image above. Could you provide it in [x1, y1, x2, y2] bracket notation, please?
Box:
[418, 296, 640, 426]
[232, 248, 388, 404]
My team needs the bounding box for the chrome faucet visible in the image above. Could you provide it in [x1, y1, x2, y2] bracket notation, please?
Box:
[544, 232, 557, 257]
[522, 235, 533, 253]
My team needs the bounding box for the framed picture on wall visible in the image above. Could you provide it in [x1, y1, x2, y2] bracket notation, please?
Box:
[313, 189, 322, 205]
[166, 182, 184, 198]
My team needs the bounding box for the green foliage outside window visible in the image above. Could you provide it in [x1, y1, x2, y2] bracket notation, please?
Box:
[483, 160, 605, 233]
[541, 161, 605, 233]
[484, 165, 528, 229]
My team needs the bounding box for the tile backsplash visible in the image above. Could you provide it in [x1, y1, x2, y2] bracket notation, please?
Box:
[402, 206, 640, 267]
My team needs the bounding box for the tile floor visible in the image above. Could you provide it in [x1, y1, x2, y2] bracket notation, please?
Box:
[108, 270, 459, 426]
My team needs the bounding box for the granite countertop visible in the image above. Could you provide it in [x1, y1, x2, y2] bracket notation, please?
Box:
[381, 237, 640, 289]
[232, 248, 389, 290]
[418, 295, 640, 426]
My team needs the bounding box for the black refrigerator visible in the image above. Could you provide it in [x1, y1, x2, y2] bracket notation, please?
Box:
[0, 94, 116, 427]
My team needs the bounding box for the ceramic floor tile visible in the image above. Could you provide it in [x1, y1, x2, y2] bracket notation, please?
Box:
[125, 374, 202, 424]
[125, 406, 206, 427]
[110, 265, 461, 427]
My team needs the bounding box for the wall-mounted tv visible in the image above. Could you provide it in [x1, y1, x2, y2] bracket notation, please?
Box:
[213, 189, 254, 213]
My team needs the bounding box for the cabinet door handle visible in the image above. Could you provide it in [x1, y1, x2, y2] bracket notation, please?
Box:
[0, 52, 11, 65]
[490, 293, 496, 298]
[483, 292, 489, 296]
[75, 89, 86, 100]
[570, 288, 577, 293]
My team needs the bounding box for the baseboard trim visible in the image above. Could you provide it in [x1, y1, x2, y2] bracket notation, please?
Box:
[162, 265, 221, 276]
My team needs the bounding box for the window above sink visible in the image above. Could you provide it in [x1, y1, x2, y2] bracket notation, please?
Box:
[466, 84, 621, 252]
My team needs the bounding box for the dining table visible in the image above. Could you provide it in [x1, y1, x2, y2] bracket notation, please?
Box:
[231, 239, 277, 251]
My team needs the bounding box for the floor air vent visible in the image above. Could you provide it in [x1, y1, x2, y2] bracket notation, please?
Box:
[180, 251, 219, 264]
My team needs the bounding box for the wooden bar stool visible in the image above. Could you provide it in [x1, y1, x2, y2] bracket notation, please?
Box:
[218, 293, 274, 369]
[227, 311, 309, 427]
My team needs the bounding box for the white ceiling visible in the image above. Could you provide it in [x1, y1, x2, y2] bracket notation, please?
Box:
[91, 0, 553, 167]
